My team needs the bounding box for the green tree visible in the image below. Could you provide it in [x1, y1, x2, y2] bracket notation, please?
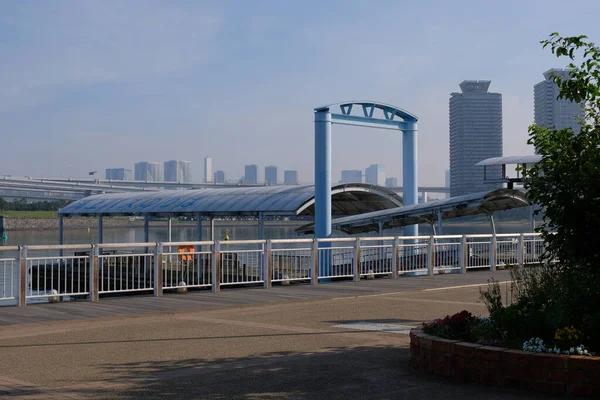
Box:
[524, 33, 600, 272]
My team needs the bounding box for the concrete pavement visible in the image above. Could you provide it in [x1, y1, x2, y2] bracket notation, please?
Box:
[0, 273, 569, 399]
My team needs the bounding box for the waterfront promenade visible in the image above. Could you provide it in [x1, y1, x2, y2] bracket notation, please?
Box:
[0, 271, 565, 399]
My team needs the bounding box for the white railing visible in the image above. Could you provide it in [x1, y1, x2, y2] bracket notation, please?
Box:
[219, 240, 265, 286]
[3, 233, 550, 307]
[162, 242, 212, 290]
[98, 243, 155, 294]
[317, 238, 356, 279]
[523, 233, 545, 264]
[0, 246, 18, 302]
[433, 235, 462, 272]
[397, 236, 430, 275]
[359, 237, 395, 277]
[270, 239, 313, 283]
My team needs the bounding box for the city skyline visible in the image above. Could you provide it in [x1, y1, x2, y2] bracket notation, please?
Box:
[2, 1, 600, 186]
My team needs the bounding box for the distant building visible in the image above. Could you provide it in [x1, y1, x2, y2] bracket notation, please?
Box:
[204, 157, 212, 183]
[105, 168, 132, 181]
[445, 169, 450, 199]
[134, 162, 162, 182]
[164, 160, 192, 182]
[214, 170, 225, 184]
[449, 80, 503, 197]
[365, 164, 385, 186]
[340, 170, 362, 184]
[244, 164, 258, 184]
[534, 69, 584, 138]
[265, 166, 278, 185]
[385, 177, 398, 188]
[284, 170, 299, 185]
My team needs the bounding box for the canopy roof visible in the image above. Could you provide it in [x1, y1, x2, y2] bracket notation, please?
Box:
[297, 188, 530, 235]
[58, 183, 403, 217]
[475, 155, 542, 166]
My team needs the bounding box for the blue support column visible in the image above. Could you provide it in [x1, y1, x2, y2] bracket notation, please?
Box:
[196, 213, 203, 242]
[258, 213, 265, 240]
[437, 210, 443, 235]
[314, 110, 332, 279]
[144, 215, 150, 243]
[402, 123, 419, 237]
[98, 214, 103, 256]
[58, 215, 64, 257]
[314, 110, 332, 239]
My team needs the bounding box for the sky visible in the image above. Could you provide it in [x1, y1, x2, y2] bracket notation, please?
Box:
[2, 0, 600, 186]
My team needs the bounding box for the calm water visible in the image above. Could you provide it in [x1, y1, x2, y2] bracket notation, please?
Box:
[0, 218, 535, 248]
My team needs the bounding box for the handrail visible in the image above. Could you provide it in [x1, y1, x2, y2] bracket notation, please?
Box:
[98, 242, 158, 249]
[27, 244, 93, 251]
[0, 246, 19, 252]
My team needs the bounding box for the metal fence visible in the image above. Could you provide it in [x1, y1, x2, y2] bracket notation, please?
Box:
[3, 233, 551, 307]
[98, 243, 155, 294]
[270, 239, 313, 283]
[0, 246, 18, 302]
[162, 242, 212, 290]
[26, 244, 92, 300]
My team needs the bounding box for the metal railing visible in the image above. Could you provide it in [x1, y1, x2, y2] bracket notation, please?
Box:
[0, 246, 18, 302]
[97, 243, 155, 294]
[270, 239, 313, 283]
[162, 241, 212, 290]
[26, 244, 92, 300]
[3, 233, 551, 307]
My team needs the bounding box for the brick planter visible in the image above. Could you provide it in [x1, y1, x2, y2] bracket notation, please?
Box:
[410, 328, 600, 397]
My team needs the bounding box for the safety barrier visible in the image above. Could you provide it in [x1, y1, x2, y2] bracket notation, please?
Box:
[2, 233, 550, 307]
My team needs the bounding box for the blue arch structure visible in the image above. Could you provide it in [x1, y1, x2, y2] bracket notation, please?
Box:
[314, 101, 419, 241]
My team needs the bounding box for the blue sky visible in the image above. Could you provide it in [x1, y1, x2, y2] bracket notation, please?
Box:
[2, 0, 600, 185]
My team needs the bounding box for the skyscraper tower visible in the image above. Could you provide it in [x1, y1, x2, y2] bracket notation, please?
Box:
[265, 166, 278, 185]
[244, 164, 258, 184]
[449, 80, 503, 197]
[534, 69, 584, 135]
[365, 164, 386, 186]
[204, 157, 213, 183]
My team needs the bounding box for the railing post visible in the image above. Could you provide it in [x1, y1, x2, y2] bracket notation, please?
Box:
[311, 239, 319, 285]
[17, 245, 27, 307]
[460, 235, 467, 274]
[154, 243, 163, 297]
[89, 245, 99, 302]
[263, 240, 272, 289]
[392, 237, 399, 279]
[517, 234, 524, 267]
[490, 235, 497, 272]
[212, 241, 220, 293]
[427, 236, 434, 276]
[353, 238, 361, 282]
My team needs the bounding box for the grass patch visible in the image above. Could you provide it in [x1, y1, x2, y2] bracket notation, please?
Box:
[0, 211, 57, 218]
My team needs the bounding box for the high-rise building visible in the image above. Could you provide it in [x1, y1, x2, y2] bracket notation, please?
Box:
[534, 69, 584, 136]
[445, 169, 450, 199]
[385, 177, 398, 188]
[214, 170, 225, 184]
[284, 170, 299, 185]
[134, 161, 163, 182]
[365, 164, 385, 186]
[163, 160, 192, 183]
[339, 170, 362, 184]
[204, 157, 212, 183]
[449, 80, 503, 197]
[265, 166, 278, 185]
[244, 164, 258, 184]
[105, 168, 132, 181]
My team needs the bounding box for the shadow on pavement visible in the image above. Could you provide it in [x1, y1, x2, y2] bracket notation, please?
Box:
[87, 345, 562, 400]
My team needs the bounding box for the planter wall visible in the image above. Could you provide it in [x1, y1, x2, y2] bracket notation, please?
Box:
[410, 328, 600, 397]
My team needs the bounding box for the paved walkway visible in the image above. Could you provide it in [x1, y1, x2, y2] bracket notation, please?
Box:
[0, 271, 572, 399]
